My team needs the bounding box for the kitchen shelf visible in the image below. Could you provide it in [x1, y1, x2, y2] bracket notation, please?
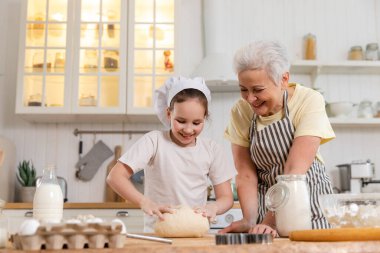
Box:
[329, 117, 380, 126]
[208, 60, 380, 93]
[290, 60, 380, 75]
[207, 81, 239, 93]
[291, 60, 380, 87]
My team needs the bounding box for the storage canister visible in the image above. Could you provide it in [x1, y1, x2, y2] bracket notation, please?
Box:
[365, 43, 379, 61]
[265, 174, 312, 237]
[303, 33, 317, 60]
[348, 46, 363, 60]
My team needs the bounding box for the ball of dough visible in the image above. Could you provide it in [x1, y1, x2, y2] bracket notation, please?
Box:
[154, 206, 209, 237]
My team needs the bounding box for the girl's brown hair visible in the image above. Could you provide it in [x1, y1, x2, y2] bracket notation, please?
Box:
[168, 88, 209, 118]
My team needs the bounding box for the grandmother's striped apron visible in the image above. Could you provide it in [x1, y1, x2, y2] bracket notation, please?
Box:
[249, 91, 333, 229]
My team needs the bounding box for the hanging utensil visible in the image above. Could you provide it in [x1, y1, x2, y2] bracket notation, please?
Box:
[75, 134, 83, 179]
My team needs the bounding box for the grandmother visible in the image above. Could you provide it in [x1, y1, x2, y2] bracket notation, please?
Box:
[220, 40, 335, 236]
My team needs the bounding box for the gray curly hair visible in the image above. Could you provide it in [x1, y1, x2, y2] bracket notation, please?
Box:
[233, 40, 290, 85]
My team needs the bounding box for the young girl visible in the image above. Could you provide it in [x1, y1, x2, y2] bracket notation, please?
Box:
[107, 76, 237, 232]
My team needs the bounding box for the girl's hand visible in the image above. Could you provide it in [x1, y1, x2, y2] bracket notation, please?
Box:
[139, 197, 174, 220]
[194, 203, 218, 223]
[249, 224, 278, 237]
[218, 218, 251, 233]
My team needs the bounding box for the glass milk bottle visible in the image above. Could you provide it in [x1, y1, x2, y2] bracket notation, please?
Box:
[33, 165, 63, 223]
[265, 175, 312, 237]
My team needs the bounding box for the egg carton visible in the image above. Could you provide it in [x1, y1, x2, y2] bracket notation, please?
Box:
[11, 223, 126, 250]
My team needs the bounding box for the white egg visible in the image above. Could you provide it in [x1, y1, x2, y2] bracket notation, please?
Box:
[86, 217, 103, 223]
[348, 203, 359, 216]
[19, 219, 40, 235]
[65, 218, 81, 224]
[112, 219, 127, 234]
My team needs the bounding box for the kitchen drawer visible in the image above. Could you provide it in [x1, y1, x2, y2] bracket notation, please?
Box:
[63, 209, 144, 233]
[3, 208, 144, 235]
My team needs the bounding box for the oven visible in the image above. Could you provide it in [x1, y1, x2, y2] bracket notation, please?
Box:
[208, 207, 243, 233]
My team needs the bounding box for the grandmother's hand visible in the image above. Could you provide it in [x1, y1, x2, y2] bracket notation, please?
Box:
[249, 224, 278, 237]
[218, 218, 251, 234]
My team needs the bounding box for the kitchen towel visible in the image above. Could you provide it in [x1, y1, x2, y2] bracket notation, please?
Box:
[76, 140, 113, 181]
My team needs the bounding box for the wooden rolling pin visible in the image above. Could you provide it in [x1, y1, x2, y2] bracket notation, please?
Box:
[289, 227, 380, 242]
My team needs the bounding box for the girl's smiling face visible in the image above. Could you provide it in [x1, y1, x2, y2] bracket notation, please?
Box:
[238, 69, 288, 117]
[167, 97, 206, 147]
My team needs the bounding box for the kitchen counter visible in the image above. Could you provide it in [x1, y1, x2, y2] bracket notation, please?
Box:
[1, 234, 380, 253]
[4, 202, 241, 209]
[4, 202, 140, 209]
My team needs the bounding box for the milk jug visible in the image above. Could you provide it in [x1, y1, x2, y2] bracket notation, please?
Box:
[33, 165, 63, 223]
[265, 174, 312, 237]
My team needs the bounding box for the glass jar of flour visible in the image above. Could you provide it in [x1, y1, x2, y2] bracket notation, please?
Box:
[265, 174, 312, 237]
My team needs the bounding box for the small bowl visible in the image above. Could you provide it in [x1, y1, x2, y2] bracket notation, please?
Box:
[319, 193, 380, 228]
[326, 102, 356, 118]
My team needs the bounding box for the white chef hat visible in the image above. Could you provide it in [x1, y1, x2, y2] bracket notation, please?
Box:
[153, 76, 211, 128]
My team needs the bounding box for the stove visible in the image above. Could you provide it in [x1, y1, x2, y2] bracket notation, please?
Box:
[209, 208, 243, 233]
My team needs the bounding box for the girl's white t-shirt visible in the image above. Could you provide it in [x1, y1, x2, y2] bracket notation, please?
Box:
[118, 130, 237, 232]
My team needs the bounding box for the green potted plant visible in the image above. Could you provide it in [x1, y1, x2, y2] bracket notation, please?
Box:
[16, 160, 37, 202]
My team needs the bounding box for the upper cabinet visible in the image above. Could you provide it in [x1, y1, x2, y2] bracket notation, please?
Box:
[127, 0, 175, 115]
[16, 0, 72, 114]
[72, 0, 127, 114]
[15, 0, 176, 120]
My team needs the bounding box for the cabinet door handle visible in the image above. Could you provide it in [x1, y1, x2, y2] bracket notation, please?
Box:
[116, 211, 129, 217]
[24, 211, 33, 217]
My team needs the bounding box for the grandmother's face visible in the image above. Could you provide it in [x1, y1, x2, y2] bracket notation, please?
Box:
[238, 69, 287, 117]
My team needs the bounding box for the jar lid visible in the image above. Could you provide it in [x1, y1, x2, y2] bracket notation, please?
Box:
[265, 183, 289, 211]
[366, 43, 379, 50]
[350, 46, 363, 51]
[276, 174, 307, 181]
[304, 33, 316, 38]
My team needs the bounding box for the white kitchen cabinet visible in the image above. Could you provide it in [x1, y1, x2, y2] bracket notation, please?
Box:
[3, 208, 144, 235]
[126, 0, 176, 116]
[16, 0, 127, 116]
[15, 0, 176, 121]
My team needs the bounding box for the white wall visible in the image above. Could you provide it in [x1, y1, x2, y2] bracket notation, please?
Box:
[1, 0, 380, 202]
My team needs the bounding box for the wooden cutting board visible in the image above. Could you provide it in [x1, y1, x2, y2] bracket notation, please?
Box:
[289, 227, 380, 242]
[105, 145, 125, 202]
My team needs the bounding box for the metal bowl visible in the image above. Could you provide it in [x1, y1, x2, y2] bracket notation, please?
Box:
[319, 193, 380, 228]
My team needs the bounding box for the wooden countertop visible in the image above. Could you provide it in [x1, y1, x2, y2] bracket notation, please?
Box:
[4, 202, 140, 209]
[4, 202, 241, 209]
[2, 234, 380, 253]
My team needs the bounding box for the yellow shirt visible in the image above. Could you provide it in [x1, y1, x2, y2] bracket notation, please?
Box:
[224, 83, 335, 162]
